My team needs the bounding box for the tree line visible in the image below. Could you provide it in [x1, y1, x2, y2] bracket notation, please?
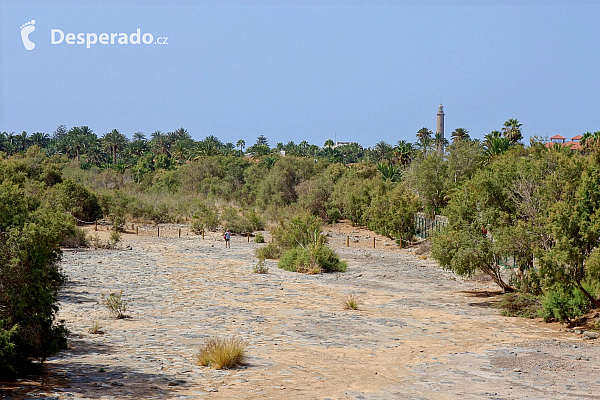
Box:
[2, 118, 600, 376]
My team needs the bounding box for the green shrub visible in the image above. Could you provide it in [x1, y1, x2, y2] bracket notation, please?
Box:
[271, 212, 347, 274]
[273, 213, 324, 250]
[0, 322, 19, 376]
[541, 284, 592, 322]
[499, 293, 542, 319]
[326, 207, 341, 224]
[254, 232, 265, 243]
[148, 202, 173, 224]
[221, 207, 264, 234]
[0, 183, 71, 376]
[278, 243, 347, 274]
[255, 243, 281, 260]
[191, 202, 220, 233]
[363, 182, 420, 241]
[102, 290, 129, 319]
[98, 190, 131, 230]
[53, 180, 103, 222]
[60, 226, 89, 248]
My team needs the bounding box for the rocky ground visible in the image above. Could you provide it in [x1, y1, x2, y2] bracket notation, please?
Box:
[1, 224, 599, 399]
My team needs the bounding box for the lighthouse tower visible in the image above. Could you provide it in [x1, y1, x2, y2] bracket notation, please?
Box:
[436, 104, 445, 155]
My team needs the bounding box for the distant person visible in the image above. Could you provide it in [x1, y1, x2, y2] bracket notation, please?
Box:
[224, 229, 231, 248]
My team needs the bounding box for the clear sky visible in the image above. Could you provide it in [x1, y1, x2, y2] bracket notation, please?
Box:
[1, 0, 599, 147]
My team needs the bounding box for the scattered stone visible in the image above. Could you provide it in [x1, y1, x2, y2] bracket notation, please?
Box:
[583, 331, 599, 340]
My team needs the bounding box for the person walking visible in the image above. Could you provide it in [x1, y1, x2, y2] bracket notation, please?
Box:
[224, 229, 231, 248]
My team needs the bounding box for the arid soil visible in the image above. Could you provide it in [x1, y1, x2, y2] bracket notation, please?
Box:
[2, 223, 599, 399]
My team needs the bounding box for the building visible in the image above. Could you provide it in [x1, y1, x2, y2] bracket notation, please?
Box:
[545, 135, 583, 150]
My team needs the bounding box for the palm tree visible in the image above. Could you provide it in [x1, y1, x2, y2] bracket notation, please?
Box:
[581, 131, 600, 153]
[377, 163, 402, 182]
[484, 136, 511, 158]
[374, 141, 393, 162]
[195, 138, 219, 157]
[484, 130, 502, 146]
[15, 131, 29, 152]
[171, 127, 191, 142]
[66, 126, 90, 161]
[102, 129, 128, 165]
[220, 142, 236, 156]
[172, 140, 190, 163]
[324, 139, 335, 148]
[416, 127, 433, 155]
[151, 131, 171, 156]
[502, 119, 523, 144]
[450, 127, 470, 143]
[85, 139, 106, 166]
[415, 136, 433, 155]
[394, 140, 414, 166]
[433, 132, 448, 156]
[128, 139, 148, 158]
[30, 132, 50, 148]
[236, 139, 246, 155]
[133, 132, 147, 142]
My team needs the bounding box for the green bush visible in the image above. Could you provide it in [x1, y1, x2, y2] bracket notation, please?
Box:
[273, 213, 324, 250]
[254, 232, 265, 243]
[363, 182, 420, 240]
[541, 283, 593, 322]
[0, 183, 71, 376]
[60, 226, 89, 248]
[326, 207, 341, 224]
[255, 243, 282, 260]
[53, 180, 103, 222]
[278, 243, 347, 274]
[98, 190, 131, 230]
[221, 207, 264, 234]
[270, 212, 347, 274]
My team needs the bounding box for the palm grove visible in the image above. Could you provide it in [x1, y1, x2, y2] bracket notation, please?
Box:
[2, 121, 600, 376]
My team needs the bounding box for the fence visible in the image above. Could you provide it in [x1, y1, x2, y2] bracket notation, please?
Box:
[414, 213, 448, 239]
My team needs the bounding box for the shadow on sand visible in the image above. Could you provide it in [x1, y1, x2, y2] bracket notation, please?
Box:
[1, 331, 188, 399]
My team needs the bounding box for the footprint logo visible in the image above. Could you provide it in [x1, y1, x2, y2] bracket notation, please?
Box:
[20, 20, 36, 50]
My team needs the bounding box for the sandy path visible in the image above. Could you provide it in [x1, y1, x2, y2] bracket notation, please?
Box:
[2, 226, 599, 399]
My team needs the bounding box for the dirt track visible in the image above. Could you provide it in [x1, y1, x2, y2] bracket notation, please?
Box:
[2, 224, 599, 399]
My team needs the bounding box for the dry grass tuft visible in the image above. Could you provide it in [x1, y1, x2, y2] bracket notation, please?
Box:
[253, 259, 269, 274]
[197, 337, 247, 369]
[88, 320, 104, 334]
[344, 294, 359, 310]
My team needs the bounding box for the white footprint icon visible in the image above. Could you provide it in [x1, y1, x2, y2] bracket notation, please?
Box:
[20, 20, 36, 50]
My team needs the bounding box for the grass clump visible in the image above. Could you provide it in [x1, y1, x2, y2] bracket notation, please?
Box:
[88, 320, 104, 334]
[196, 337, 247, 369]
[254, 232, 265, 243]
[499, 292, 541, 319]
[344, 294, 359, 310]
[101, 290, 129, 319]
[253, 259, 269, 274]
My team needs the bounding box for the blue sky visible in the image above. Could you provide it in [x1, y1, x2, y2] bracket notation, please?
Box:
[1, 0, 599, 147]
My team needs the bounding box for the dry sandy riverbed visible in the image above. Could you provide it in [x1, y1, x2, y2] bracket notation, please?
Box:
[2, 224, 599, 399]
